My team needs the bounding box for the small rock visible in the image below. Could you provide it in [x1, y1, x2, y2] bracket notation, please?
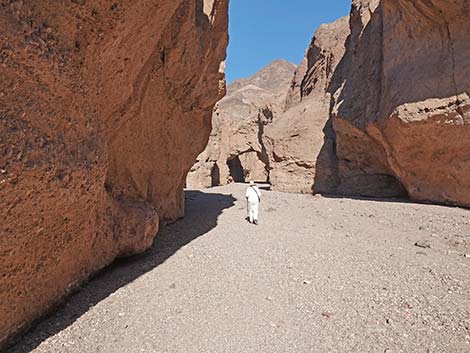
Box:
[415, 241, 431, 249]
[321, 312, 334, 318]
[464, 253, 470, 259]
[266, 296, 274, 301]
[303, 280, 311, 285]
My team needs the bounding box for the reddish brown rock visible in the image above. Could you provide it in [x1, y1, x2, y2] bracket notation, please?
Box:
[330, 0, 470, 203]
[0, 0, 228, 347]
[187, 60, 296, 188]
[270, 0, 470, 202]
[264, 17, 350, 193]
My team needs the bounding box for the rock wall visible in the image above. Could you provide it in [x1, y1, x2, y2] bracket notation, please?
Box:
[330, 0, 470, 203]
[263, 0, 470, 203]
[264, 17, 350, 193]
[187, 60, 296, 188]
[189, 0, 470, 209]
[0, 0, 228, 347]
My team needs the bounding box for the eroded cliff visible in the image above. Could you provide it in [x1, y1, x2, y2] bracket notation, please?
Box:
[330, 0, 470, 203]
[0, 0, 228, 347]
[187, 60, 296, 188]
[269, 0, 470, 202]
[264, 16, 350, 193]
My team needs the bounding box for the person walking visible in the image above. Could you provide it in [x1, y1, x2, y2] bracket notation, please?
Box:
[246, 181, 261, 225]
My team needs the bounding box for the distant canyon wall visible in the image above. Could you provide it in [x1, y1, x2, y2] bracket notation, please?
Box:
[264, 16, 350, 194]
[0, 0, 228, 347]
[187, 59, 296, 188]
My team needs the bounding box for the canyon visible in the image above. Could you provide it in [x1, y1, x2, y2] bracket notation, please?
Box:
[2, 0, 470, 350]
[191, 0, 470, 206]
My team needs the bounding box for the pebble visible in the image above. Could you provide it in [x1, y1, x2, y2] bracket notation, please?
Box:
[321, 312, 334, 318]
[415, 241, 431, 249]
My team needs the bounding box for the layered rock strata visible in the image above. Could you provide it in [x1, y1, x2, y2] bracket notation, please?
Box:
[0, 0, 228, 347]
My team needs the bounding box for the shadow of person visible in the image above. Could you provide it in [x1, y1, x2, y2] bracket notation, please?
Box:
[7, 190, 236, 353]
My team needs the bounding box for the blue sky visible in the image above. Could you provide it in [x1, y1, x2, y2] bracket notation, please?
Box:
[226, 0, 352, 83]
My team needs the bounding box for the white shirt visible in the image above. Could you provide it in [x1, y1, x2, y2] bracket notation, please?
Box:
[246, 186, 261, 204]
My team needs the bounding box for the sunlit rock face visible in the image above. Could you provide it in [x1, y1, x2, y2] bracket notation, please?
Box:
[330, 0, 470, 203]
[187, 59, 296, 188]
[226, 0, 470, 204]
[264, 16, 350, 194]
[0, 0, 228, 347]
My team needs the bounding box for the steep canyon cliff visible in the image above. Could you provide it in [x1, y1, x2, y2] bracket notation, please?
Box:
[0, 0, 228, 347]
[330, 0, 470, 203]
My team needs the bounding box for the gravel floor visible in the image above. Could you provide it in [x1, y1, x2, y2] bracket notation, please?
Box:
[8, 184, 470, 353]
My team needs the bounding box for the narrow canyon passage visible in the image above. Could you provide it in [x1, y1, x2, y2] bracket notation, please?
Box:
[3, 1, 470, 351]
[9, 185, 470, 353]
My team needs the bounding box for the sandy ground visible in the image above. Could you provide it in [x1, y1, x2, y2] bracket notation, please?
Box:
[8, 183, 470, 353]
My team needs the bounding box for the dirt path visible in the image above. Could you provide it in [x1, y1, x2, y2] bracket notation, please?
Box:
[9, 184, 470, 353]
